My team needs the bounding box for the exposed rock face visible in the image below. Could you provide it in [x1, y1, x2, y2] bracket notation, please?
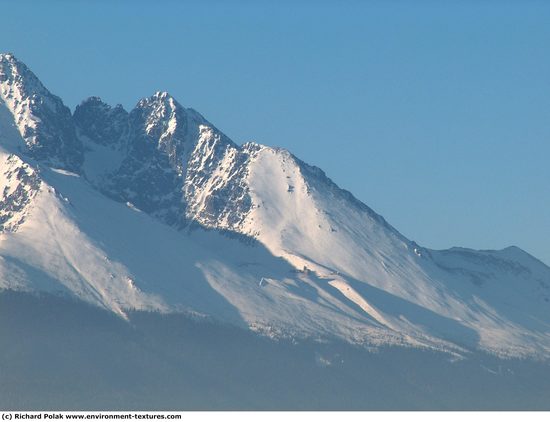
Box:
[0, 154, 41, 232]
[76, 91, 255, 228]
[73, 96, 129, 147]
[183, 133, 257, 231]
[0, 54, 82, 171]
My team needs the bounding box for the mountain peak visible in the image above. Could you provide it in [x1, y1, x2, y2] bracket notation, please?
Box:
[0, 52, 20, 67]
[74, 97, 129, 147]
[0, 53, 17, 69]
[0, 53, 47, 96]
[132, 91, 188, 146]
[138, 91, 179, 109]
[0, 55, 83, 171]
[153, 90, 173, 100]
[78, 96, 106, 106]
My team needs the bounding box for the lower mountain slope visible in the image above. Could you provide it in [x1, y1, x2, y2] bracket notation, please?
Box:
[2, 291, 550, 410]
[0, 144, 549, 358]
[0, 147, 411, 347]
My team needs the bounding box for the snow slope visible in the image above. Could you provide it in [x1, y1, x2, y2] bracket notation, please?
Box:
[1, 53, 549, 358]
[238, 146, 550, 356]
[0, 153, 415, 347]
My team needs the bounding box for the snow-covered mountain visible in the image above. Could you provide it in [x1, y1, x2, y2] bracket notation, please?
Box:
[1, 53, 549, 359]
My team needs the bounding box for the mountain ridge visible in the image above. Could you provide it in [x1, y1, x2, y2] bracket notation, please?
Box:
[1, 53, 549, 359]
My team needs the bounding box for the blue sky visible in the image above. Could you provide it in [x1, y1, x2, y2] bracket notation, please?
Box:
[2, 0, 549, 264]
